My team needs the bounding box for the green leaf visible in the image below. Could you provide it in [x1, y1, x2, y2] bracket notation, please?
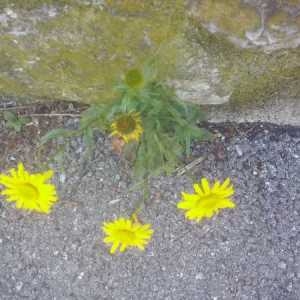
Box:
[3, 111, 30, 132]
[80, 104, 107, 130]
[3, 111, 18, 122]
[82, 127, 95, 155]
[40, 128, 77, 145]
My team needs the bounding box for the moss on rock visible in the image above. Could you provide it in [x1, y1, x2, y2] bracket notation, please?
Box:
[192, 24, 300, 106]
[0, 0, 84, 10]
[0, 0, 187, 103]
[193, 0, 260, 38]
[268, 11, 290, 27]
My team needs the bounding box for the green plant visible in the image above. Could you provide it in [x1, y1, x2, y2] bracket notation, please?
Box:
[3, 111, 30, 132]
[42, 64, 209, 179]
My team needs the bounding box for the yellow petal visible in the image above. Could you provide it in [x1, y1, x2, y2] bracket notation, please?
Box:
[201, 178, 210, 194]
[177, 199, 196, 210]
[212, 180, 221, 191]
[220, 178, 231, 189]
[120, 243, 128, 252]
[218, 199, 236, 209]
[0, 174, 15, 186]
[110, 242, 120, 254]
[137, 244, 145, 251]
[42, 170, 54, 181]
[193, 183, 203, 195]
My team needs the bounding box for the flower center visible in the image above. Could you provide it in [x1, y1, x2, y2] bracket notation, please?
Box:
[18, 183, 39, 201]
[125, 69, 144, 88]
[196, 194, 220, 209]
[117, 229, 136, 243]
[116, 116, 137, 134]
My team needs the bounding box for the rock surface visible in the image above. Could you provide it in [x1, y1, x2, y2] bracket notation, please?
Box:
[0, 0, 299, 110]
[206, 97, 300, 126]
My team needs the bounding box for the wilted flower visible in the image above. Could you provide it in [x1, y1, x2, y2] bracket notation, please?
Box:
[111, 112, 143, 143]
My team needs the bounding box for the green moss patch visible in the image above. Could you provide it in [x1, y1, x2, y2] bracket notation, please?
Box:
[0, 1, 187, 103]
[194, 0, 260, 38]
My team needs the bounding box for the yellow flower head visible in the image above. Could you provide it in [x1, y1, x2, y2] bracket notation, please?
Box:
[102, 217, 153, 254]
[177, 177, 235, 222]
[111, 112, 143, 143]
[0, 162, 58, 214]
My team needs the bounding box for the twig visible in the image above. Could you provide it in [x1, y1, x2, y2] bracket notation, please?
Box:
[174, 156, 205, 176]
[24, 113, 81, 118]
[0, 104, 39, 111]
[108, 198, 122, 205]
[129, 156, 205, 195]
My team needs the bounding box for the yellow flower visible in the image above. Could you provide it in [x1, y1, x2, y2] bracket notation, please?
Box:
[0, 162, 58, 214]
[177, 178, 235, 222]
[102, 217, 153, 254]
[111, 112, 143, 143]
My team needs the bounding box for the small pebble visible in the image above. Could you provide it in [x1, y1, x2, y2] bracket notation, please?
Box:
[287, 282, 293, 292]
[5, 8, 17, 18]
[15, 282, 23, 291]
[59, 173, 66, 183]
[278, 261, 287, 270]
[195, 273, 204, 280]
[235, 145, 243, 157]
[77, 272, 85, 280]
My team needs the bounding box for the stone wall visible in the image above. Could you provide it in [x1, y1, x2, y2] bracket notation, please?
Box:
[0, 0, 300, 108]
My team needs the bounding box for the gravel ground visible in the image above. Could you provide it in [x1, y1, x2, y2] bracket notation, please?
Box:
[0, 119, 300, 300]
